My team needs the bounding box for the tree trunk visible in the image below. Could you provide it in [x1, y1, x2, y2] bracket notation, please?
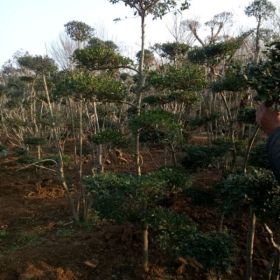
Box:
[135, 13, 146, 176]
[246, 206, 256, 280]
[43, 74, 79, 222]
[143, 223, 149, 273]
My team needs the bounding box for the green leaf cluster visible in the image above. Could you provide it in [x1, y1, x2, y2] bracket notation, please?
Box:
[129, 109, 181, 144]
[248, 143, 270, 169]
[0, 145, 8, 157]
[74, 45, 132, 70]
[90, 130, 127, 146]
[218, 169, 279, 216]
[182, 144, 230, 171]
[246, 42, 280, 104]
[211, 64, 248, 92]
[177, 231, 236, 274]
[237, 107, 256, 124]
[148, 65, 206, 91]
[153, 42, 190, 61]
[189, 112, 221, 128]
[17, 55, 57, 74]
[84, 167, 190, 223]
[64, 21, 94, 42]
[24, 137, 47, 146]
[54, 71, 127, 101]
[188, 39, 243, 65]
[109, 0, 190, 20]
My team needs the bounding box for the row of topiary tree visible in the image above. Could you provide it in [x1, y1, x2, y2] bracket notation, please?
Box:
[0, 0, 280, 279]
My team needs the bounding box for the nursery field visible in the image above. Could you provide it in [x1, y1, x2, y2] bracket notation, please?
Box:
[1, 0, 280, 279]
[0, 140, 276, 280]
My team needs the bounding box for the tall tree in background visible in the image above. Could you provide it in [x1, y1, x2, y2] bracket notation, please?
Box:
[245, 0, 276, 62]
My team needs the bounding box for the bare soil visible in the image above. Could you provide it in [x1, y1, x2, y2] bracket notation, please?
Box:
[0, 142, 274, 279]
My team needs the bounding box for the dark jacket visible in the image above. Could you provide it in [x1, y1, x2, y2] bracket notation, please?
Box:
[267, 127, 280, 183]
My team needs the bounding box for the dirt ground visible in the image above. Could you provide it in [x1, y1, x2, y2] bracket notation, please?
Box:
[0, 141, 275, 280]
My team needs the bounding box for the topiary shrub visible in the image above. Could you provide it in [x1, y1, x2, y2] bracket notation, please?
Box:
[248, 143, 270, 169]
[0, 145, 8, 158]
[179, 231, 236, 277]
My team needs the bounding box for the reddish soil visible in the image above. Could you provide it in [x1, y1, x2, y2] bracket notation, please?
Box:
[0, 147, 275, 280]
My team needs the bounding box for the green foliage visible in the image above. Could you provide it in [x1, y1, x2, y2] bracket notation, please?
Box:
[143, 91, 198, 107]
[84, 168, 191, 223]
[129, 109, 181, 144]
[211, 64, 248, 92]
[237, 107, 256, 124]
[246, 42, 280, 104]
[54, 70, 127, 101]
[136, 49, 155, 67]
[148, 65, 206, 91]
[218, 168, 279, 216]
[64, 20, 94, 42]
[88, 37, 118, 51]
[17, 55, 57, 74]
[248, 143, 270, 169]
[182, 144, 229, 171]
[150, 166, 192, 190]
[14, 147, 28, 157]
[74, 43, 132, 70]
[245, 0, 276, 20]
[188, 38, 243, 65]
[189, 112, 221, 129]
[142, 94, 175, 106]
[109, 0, 190, 20]
[153, 42, 190, 61]
[0, 145, 8, 157]
[24, 137, 47, 146]
[84, 172, 136, 223]
[178, 231, 236, 274]
[130, 109, 179, 132]
[42, 154, 72, 166]
[0, 229, 8, 239]
[17, 155, 37, 164]
[146, 207, 196, 250]
[90, 130, 127, 146]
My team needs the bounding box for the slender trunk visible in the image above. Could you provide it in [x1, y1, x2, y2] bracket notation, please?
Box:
[135, 14, 146, 176]
[264, 224, 280, 280]
[68, 97, 78, 164]
[170, 143, 177, 166]
[43, 74, 79, 222]
[143, 224, 149, 273]
[255, 16, 262, 63]
[220, 92, 236, 170]
[93, 101, 103, 173]
[243, 126, 260, 174]
[246, 206, 256, 280]
[79, 96, 83, 180]
[271, 252, 280, 280]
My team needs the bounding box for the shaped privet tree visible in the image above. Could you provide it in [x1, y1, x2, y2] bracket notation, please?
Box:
[17, 55, 57, 160]
[247, 41, 280, 106]
[218, 169, 280, 280]
[84, 167, 192, 273]
[54, 68, 127, 220]
[64, 21, 94, 180]
[187, 34, 249, 146]
[109, 0, 190, 176]
[72, 37, 131, 173]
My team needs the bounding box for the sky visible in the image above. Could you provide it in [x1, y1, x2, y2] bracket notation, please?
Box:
[0, 0, 279, 67]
